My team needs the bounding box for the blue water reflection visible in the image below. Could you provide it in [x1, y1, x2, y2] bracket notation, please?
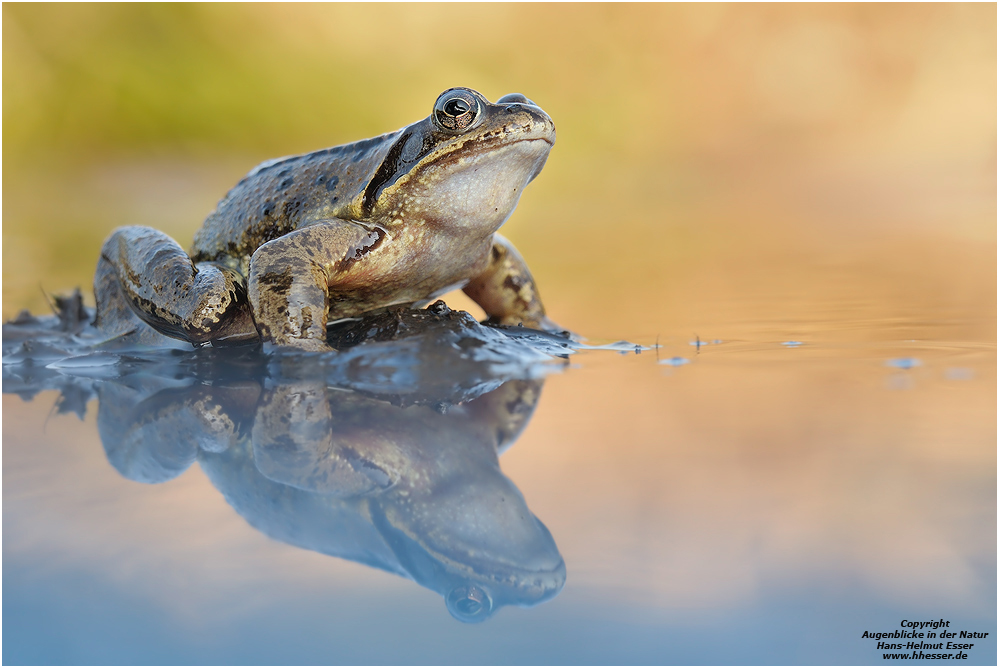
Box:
[4, 304, 574, 627]
[3, 303, 995, 664]
[101, 377, 564, 623]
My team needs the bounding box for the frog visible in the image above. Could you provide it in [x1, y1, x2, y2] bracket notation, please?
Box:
[93, 87, 560, 351]
[94, 375, 566, 622]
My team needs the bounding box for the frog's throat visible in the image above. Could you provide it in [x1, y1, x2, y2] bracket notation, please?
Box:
[365, 137, 552, 233]
[357, 114, 554, 221]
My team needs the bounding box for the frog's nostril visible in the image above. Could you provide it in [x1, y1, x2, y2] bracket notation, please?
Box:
[498, 93, 536, 106]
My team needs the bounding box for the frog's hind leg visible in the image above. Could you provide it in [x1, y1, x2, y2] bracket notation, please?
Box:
[468, 378, 545, 455]
[93, 250, 179, 347]
[463, 234, 560, 331]
[95, 226, 259, 347]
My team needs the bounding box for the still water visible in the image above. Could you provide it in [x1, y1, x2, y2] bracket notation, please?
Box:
[3, 271, 995, 665]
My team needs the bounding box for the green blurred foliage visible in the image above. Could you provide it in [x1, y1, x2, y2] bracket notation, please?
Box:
[5, 3, 690, 162]
[5, 3, 398, 157]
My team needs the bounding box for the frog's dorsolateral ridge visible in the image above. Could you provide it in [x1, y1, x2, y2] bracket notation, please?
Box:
[94, 88, 559, 351]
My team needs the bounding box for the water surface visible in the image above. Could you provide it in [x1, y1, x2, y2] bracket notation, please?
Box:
[4, 284, 994, 664]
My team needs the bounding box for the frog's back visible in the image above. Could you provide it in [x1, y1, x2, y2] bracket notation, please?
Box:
[190, 133, 400, 270]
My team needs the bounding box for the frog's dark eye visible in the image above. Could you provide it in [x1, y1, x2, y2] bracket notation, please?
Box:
[445, 584, 494, 623]
[433, 89, 482, 134]
[444, 98, 470, 116]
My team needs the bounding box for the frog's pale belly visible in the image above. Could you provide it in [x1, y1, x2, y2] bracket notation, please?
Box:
[94, 88, 559, 349]
[325, 231, 493, 316]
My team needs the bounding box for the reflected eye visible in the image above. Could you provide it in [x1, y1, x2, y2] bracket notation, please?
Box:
[433, 89, 482, 134]
[445, 584, 494, 623]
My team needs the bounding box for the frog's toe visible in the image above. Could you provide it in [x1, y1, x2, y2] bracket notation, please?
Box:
[204, 298, 259, 348]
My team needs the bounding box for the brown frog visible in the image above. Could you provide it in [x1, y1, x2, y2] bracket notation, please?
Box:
[94, 87, 559, 351]
[95, 377, 566, 622]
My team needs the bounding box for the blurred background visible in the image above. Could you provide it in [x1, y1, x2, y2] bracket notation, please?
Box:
[3, 3, 995, 339]
[3, 5, 996, 663]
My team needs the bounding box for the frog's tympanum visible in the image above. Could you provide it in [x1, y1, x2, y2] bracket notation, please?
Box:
[93, 377, 565, 622]
[94, 88, 559, 350]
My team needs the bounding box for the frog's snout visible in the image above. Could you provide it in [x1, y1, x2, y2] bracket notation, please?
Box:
[501, 103, 556, 147]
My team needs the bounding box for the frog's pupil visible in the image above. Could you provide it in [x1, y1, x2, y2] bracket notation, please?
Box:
[456, 598, 481, 614]
[445, 98, 470, 116]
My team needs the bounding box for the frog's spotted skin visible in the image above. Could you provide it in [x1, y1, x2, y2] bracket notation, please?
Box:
[189, 137, 396, 276]
[96, 226, 257, 345]
[94, 88, 558, 350]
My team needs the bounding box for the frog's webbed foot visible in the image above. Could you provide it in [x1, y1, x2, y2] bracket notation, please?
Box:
[247, 220, 384, 350]
[95, 226, 259, 347]
[463, 234, 565, 333]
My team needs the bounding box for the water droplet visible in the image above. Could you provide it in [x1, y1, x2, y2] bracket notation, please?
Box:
[886, 357, 921, 369]
[781, 341, 803, 347]
[659, 356, 690, 366]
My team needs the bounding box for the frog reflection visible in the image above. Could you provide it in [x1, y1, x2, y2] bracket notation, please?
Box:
[95, 376, 564, 622]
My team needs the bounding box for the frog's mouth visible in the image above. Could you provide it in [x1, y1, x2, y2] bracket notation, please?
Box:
[427, 135, 553, 180]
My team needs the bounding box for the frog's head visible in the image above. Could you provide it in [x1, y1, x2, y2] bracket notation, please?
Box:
[369, 464, 566, 623]
[358, 87, 555, 235]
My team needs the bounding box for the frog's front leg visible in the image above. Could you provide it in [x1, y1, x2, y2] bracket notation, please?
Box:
[463, 234, 560, 331]
[247, 220, 384, 350]
[251, 381, 396, 496]
[96, 226, 258, 346]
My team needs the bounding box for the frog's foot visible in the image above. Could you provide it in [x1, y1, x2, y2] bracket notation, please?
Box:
[95, 226, 259, 347]
[247, 220, 383, 351]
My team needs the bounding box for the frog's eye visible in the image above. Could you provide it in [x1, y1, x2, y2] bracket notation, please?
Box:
[433, 89, 482, 134]
[445, 584, 494, 623]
